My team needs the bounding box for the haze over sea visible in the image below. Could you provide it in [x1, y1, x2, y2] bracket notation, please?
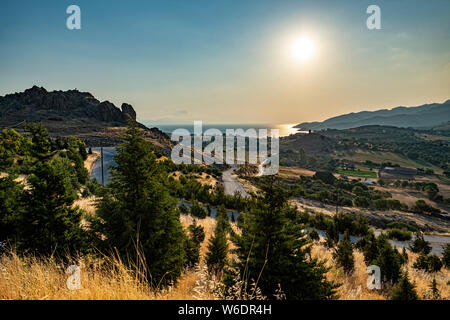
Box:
[143, 123, 301, 137]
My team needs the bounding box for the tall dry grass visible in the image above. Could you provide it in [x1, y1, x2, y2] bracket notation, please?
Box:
[1, 214, 448, 300]
[310, 243, 450, 300]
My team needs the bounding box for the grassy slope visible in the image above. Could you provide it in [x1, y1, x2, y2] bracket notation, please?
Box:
[1, 210, 449, 300]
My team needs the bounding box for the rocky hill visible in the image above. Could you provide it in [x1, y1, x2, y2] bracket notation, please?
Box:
[280, 132, 336, 156]
[296, 99, 450, 131]
[0, 86, 173, 152]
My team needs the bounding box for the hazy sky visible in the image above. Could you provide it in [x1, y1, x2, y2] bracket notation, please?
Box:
[1, 0, 449, 124]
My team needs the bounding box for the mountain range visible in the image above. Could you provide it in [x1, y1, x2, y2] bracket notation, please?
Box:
[295, 99, 450, 131]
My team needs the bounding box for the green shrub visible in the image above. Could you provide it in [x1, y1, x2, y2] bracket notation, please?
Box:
[387, 228, 412, 241]
[410, 232, 432, 255]
[413, 255, 443, 273]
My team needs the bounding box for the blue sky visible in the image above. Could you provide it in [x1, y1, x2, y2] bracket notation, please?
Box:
[1, 0, 449, 124]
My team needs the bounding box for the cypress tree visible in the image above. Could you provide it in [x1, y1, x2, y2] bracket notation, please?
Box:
[229, 177, 339, 300]
[92, 123, 186, 286]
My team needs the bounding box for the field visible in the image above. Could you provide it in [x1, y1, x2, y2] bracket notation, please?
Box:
[336, 168, 377, 178]
[335, 150, 443, 173]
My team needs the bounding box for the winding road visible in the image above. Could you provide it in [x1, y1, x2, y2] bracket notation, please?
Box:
[222, 165, 248, 198]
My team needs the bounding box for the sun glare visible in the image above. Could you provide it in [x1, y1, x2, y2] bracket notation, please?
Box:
[290, 36, 316, 62]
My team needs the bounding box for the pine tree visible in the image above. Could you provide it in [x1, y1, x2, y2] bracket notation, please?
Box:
[66, 137, 88, 186]
[442, 244, 450, 268]
[374, 237, 403, 284]
[359, 232, 379, 265]
[325, 221, 339, 248]
[410, 232, 431, 255]
[429, 278, 440, 299]
[185, 220, 205, 267]
[19, 156, 88, 256]
[402, 247, 409, 263]
[205, 222, 228, 274]
[229, 177, 339, 300]
[25, 123, 52, 159]
[215, 205, 230, 233]
[189, 220, 205, 244]
[333, 230, 354, 274]
[0, 176, 25, 248]
[390, 273, 418, 300]
[92, 123, 186, 286]
[190, 198, 207, 219]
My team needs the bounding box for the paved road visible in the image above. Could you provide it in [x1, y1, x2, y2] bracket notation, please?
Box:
[90, 147, 117, 185]
[222, 165, 248, 198]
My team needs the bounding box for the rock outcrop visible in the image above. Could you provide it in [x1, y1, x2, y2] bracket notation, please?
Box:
[0, 86, 172, 152]
[0, 86, 136, 125]
[121, 103, 136, 121]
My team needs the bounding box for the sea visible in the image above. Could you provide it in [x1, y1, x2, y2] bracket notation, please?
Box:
[142, 122, 302, 138]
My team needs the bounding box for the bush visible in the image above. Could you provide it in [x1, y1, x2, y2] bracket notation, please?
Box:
[413, 255, 443, 273]
[412, 200, 440, 214]
[308, 229, 320, 241]
[386, 221, 418, 232]
[387, 228, 412, 241]
[410, 232, 432, 255]
[189, 199, 207, 219]
[353, 196, 370, 208]
[81, 179, 103, 198]
[313, 171, 336, 185]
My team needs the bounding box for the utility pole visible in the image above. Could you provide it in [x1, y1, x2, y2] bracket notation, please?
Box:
[101, 145, 104, 186]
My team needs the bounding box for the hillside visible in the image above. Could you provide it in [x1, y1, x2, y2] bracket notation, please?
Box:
[0, 86, 173, 151]
[296, 99, 450, 131]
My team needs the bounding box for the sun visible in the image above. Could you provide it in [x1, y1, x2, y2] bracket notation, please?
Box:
[290, 36, 316, 62]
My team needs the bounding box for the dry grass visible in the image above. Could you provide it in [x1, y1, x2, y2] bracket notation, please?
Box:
[0, 251, 156, 300]
[1, 211, 448, 300]
[170, 171, 219, 188]
[74, 196, 97, 216]
[310, 243, 450, 300]
[84, 151, 100, 174]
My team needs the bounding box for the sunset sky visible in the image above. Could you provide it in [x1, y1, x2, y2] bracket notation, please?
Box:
[1, 0, 449, 124]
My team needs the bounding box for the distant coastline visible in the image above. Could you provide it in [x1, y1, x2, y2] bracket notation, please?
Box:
[143, 123, 301, 137]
